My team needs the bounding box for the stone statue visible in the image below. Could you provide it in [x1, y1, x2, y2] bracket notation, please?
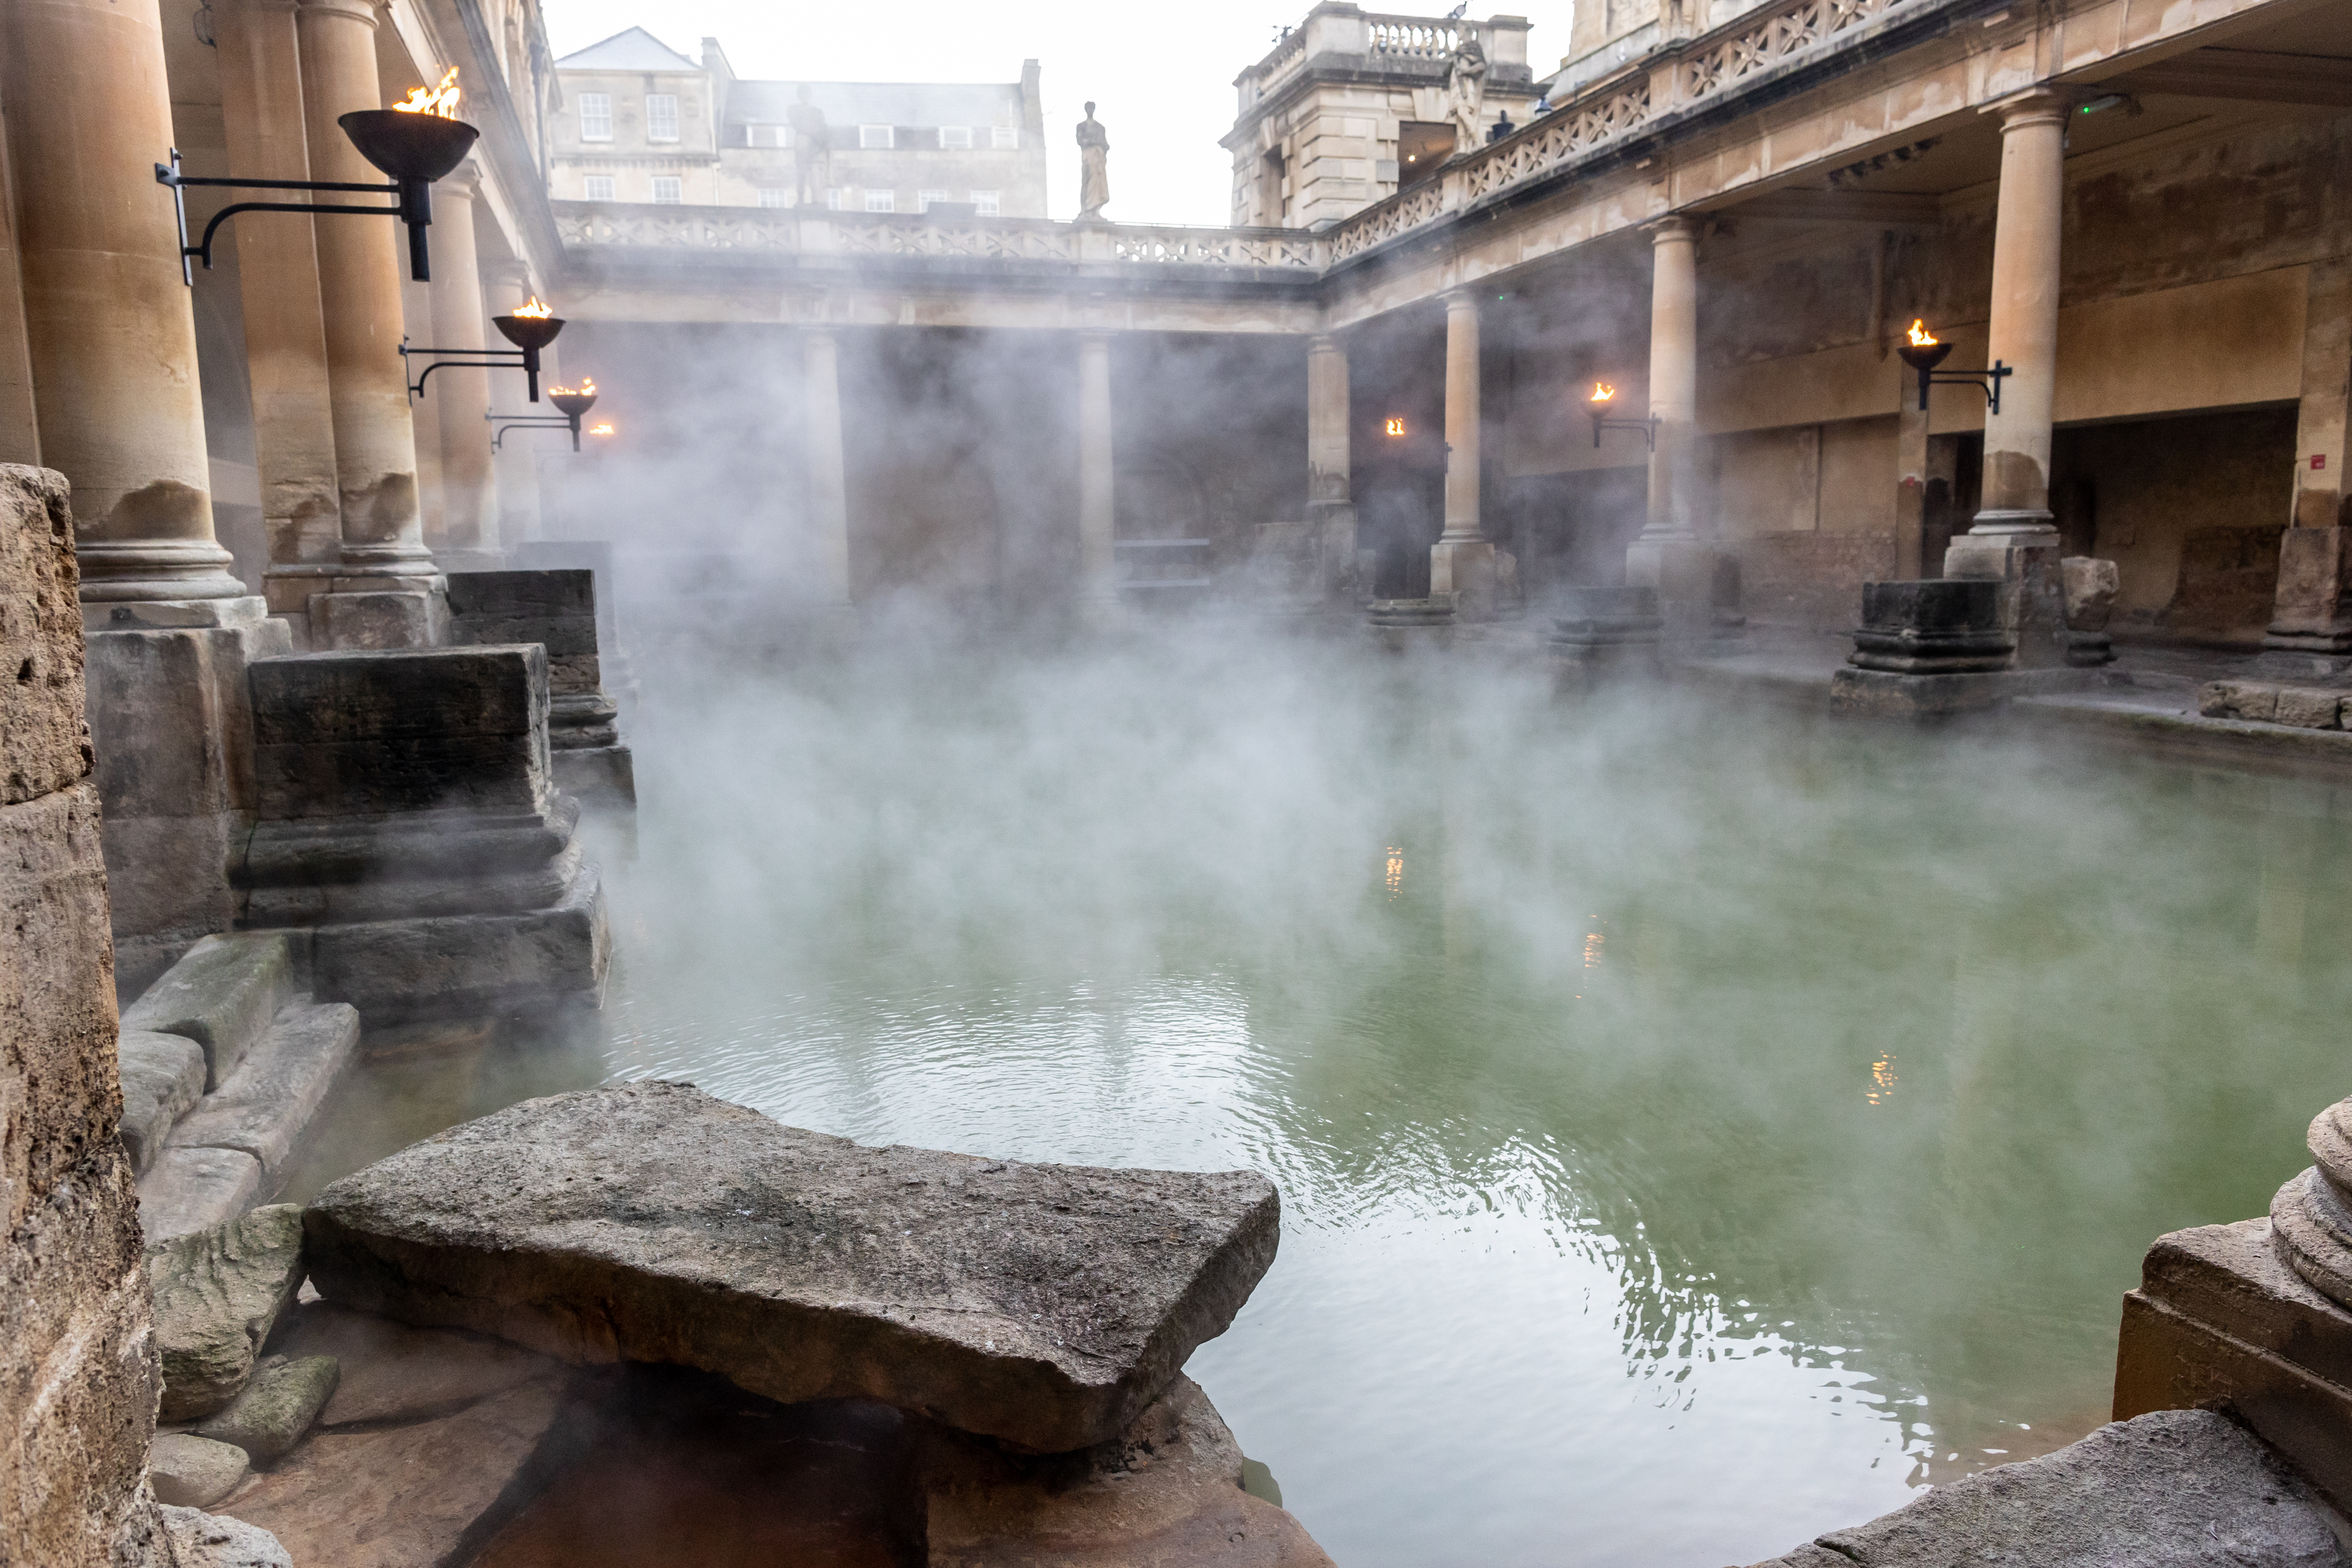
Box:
[1446, 36, 1488, 154]
[788, 85, 830, 207]
[1076, 101, 1110, 221]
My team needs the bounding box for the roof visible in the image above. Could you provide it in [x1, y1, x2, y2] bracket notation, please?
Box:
[555, 27, 700, 72]
[724, 80, 1024, 128]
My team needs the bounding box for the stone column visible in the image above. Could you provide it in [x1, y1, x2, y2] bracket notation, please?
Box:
[1895, 381, 1931, 582]
[804, 329, 851, 607]
[423, 163, 501, 564]
[1307, 333, 1358, 601]
[2263, 257, 2352, 664]
[1945, 89, 2068, 655]
[1625, 216, 1716, 621]
[216, 0, 343, 628]
[3, 0, 246, 605]
[1077, 331, 1119, 622]
[1429, 288, 1497, 617]
[298, 0, 442, 648]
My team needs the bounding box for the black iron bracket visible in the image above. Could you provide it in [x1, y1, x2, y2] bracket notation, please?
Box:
[1912, 360, 2012, 416]
[400, 340, 542, 403]
[156, 147, 435, 285]
[1589, 409, 1660, 451]
[488, 411, 584, 453]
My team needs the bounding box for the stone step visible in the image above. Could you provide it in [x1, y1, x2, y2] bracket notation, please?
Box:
[121, 931, 296, 1090]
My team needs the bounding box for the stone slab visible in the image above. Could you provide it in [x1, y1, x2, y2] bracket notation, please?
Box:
[1830, 664, 2113, 718]
[117, 1029, 206, 1177]
[0, 464, 91, 806]
[306, 863, 609, 1022]
[140, 1146, 265, 1246]
[151, 1434, 251, 1509]
[160, 1505, 293, 1568]
[166, 999, 360, 1181]
[550, 745, 635, 810]
[1745, 1409, 2346, 1568]
[923, 1375, 1335, 1568]
[149, 1204, 308, 1422]
[273, 1301, 559, 1427]
[121, 932, 295, 1090]
[305, 1082, 1282, 1453]
[309, 589, 448, 652]
[221, 1377, 572, 1568]
[195, 1354, 340, 1461]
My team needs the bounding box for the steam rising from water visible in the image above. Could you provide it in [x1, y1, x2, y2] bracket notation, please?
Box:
[299, 618, 2352, 1566]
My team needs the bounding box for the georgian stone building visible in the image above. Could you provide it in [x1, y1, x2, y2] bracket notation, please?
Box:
[550, 27, 1050, 217]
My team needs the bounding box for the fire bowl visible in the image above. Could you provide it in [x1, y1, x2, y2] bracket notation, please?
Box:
[338, 110, 480, 183]
[492, 314, 566, 351]
[1896, 339, 1955, 374]
[548, 390, 599, 419]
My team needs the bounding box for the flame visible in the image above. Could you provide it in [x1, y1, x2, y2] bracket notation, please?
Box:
[1589, 381, 1616, 403]
[1906, 318, 1938, 348]
[1383, 417, 1407, 437]
[510, 296, 552, 319]
[392, 67, 461, 118]
[549, 378, 597, 398]
[588, 422, 615, 437]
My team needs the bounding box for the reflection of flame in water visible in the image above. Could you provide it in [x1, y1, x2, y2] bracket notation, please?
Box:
[1583, 930, 1604, 969]
[1383, 846, 1404, 900]
[393, 66, 462, 117]
[1866, 1052, 1897, 1105]
[511, 295, 552, 319]
[1906, 318, 1938, 347]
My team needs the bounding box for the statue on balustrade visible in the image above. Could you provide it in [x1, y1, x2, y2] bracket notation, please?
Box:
[790, 86, 831, 207]
[1447, 34, 1488, 155]
[1077, 102, 1111, 221]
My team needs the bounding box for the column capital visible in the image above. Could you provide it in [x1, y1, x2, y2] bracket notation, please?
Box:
[1309, 332, 1342, 355]
[1982, 86, 2071, 132]
[1440, 285, 1479, 313]
[439, 158, 486, 201]
[296, 0, 382, 25]
[1646, 213, 1701, 245]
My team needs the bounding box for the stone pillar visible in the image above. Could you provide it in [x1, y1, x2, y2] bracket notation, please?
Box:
[1624, 216, 1720, 628]
[1895, 384, 1931, 582]
[1077, 330, 1118, 622]
[1429, 288, 1498, 616]
[297, 0, 442, 648]
[216, 0, 343, 630]
[423, 163, 501, 565]
[804, 329, 851, 607]
[1945, 89, 2068, 655]
[2263, 257, 2352, 664]
[1307, 333, 1357, 601]
[3, 0, 245, 604]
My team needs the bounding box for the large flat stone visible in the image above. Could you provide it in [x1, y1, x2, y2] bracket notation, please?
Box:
[221, 1376, 572, 1568]
[305, 1082, 1281, 1452]
[139, 1145, 264, 1244]
[273, 1301, 559, 1427]
[166, 998, 359, 1182]
[151, 1434, 251, 1509]
[149, 1204, 307, 1422]
[117, 1028, 206, 1175]
[1745, 1409, 2347, 1568]
[121, 932, 295, 1089]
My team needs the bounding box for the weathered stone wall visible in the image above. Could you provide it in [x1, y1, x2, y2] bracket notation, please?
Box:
[0, 465, 166, 1567]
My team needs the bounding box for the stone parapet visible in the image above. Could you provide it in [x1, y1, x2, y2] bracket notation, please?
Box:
[447, 569, 635, 810]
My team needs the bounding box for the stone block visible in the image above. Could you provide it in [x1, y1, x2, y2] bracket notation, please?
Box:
[0, 782, 120, 1213]
[306, 862, 609, 1023]
[272, 1301, 559, 1427]
[147, 1204, 307, 1422]
[139, 1146, 266, 1246]
[2059, 556, 2118, 631]
[159, 1506, 293, 1568]
[309, 588, 448, 651]
[121, 932, 295, 1090]
[1366, 597, 1456, 652]
[1744, 1409, 2343, 1568]
[0, 464, 91, 806]
[2266, 527, 2352, 652]
[447, 570, 603, 671]
[305, 1082, 1282, 1454]
[2201, 680, 2282, 722]
[150, 1435, 251, 1509]
[117, 1029, 207, 1175]
[1847, 580, 2014, 674]
[220, 1377, 572, 1568]
[166, 998, 359, 1182]
[2274, 686, 2343, 730]
[194, 1354, 341, 1461]
[1829, 664, 2106, 719]
[249, 645, 552, 820]
[550, 744, 635, 809]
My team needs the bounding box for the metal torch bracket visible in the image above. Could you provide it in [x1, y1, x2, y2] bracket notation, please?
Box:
[1589, 409, 1661, 451]
[156, 148, 434, 285]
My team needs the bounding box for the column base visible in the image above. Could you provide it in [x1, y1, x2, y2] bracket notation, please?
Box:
[1366, 597, 1456, 652]
[1624, 536, 1739, 639]
[309, 589, 449, 650]
[1943, 519, 2067, 667]
[1429, 539, 1517, 622]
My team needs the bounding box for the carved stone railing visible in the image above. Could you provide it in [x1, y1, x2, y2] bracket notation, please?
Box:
[1366, 15, 1461, 60]
[1682, 0, 1919, 101]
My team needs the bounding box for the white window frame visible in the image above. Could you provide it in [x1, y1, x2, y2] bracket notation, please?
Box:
[918, 189, 949, 212]
[578, 93, 613, 142]
[939, 125, 973, 149]
[825, 187, 844, 210]
[757, 187, 790, 208]
[864, 189, 895, 213]
[651, 176, 682, 204]
[971, 189, 1000, 216]
[645, 94, 680, 143]
[583, 174, 615, 201]
[990, 125, 1019, 149]
[859, 124, 894, 149]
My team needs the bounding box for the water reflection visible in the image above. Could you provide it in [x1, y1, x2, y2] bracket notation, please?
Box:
[285, 628, 2352, 1568]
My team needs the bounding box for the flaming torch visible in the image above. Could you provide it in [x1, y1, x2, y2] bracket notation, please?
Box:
[489, 295, 565, 401]
[1895, 318, 2008, 414]
[336, 67, 479, 281]
[1383, 417, 1408, 438]
[1590, 381, 1616, 404]
[390, 67, 463, 118]
[1587, 379, 1656, 449]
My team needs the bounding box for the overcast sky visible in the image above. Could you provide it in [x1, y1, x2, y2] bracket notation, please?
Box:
[540, 1, 1579, 227]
